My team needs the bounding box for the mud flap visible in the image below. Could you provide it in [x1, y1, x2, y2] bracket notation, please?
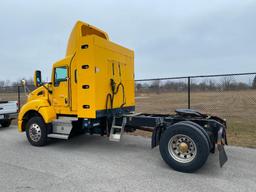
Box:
[217, 126, 228, 167]
[151, 126, 162, 148]
[217, 144, 228, 167]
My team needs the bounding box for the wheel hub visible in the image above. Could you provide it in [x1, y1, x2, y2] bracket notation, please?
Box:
[168, 134, 197, 163]
[29, 123, 42, 142]
[179, 142, 188, 153]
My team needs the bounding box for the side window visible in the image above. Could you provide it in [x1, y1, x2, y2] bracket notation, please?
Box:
[54, 67, 67, 86]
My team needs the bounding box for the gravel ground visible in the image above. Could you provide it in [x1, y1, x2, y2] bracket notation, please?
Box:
[0, 125, 255, 192]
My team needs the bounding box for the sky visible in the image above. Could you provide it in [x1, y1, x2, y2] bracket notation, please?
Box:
[0, 0, 256, 82]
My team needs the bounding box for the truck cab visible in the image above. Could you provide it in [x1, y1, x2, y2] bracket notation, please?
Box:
[18, 21, 135, 146]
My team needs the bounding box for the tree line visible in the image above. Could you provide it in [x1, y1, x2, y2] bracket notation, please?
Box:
[0, 78, 34, 93]
[1, 75, 256, 93]
[136, 75, 256, 93]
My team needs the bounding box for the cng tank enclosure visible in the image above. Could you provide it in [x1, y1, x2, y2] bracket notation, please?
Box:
[65, 21, 135, 119]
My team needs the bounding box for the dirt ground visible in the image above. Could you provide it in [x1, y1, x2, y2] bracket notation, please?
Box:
[1, 90, 256, 148]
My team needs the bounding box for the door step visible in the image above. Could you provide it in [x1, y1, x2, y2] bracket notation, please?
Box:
[109, 117, 127, 142]
[48, 133, 69, 140]
[57, 116, 78, 122]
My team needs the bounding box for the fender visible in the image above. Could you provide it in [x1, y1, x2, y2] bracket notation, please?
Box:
[151, 121, 212, 150]
[18, 99, 56, 132]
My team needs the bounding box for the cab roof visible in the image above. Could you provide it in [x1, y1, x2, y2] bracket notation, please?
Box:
[66, 21, 109, 56]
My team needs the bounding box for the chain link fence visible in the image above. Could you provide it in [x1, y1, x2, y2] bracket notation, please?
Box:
[0, 72, 256, 147]
[135, 77, 189, 113]
[135, 72, 256, 147]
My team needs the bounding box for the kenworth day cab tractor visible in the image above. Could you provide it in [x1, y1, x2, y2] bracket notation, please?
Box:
[18, 21, 228, 173]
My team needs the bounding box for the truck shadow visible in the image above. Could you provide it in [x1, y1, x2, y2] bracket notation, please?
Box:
[48, 133, 151, 153]
[156, 153, 224, 176]
[0, 125, 16, 131]
[47, 134, 224, 176]
[0, 126, 10, 131]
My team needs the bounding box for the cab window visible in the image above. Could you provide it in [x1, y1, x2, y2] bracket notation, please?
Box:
[54, 67, 67, 86]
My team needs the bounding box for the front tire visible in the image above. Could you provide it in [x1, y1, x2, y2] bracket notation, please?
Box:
[25, 116, 48, 146]
[1, 120, 11, 127]
[160, 122, 210, 173]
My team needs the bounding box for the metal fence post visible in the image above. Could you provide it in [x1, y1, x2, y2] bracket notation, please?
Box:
[17, 86, 21, 112]
[188, 77, 191, 109]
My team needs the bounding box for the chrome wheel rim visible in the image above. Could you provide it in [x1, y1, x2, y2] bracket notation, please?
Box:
[29, 123, 41, 142]
[168, 134, 197, 163]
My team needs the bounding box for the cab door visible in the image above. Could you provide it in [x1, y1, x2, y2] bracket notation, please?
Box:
[52, 66, 69, 113]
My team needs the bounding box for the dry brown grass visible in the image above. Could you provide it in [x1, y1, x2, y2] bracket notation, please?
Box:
[0, 92, 27, 105]
[1, 90, 256, 148]
[135, 90, 256, 148]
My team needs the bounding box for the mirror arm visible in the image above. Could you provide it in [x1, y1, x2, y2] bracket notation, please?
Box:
[42, 83, 52, 94]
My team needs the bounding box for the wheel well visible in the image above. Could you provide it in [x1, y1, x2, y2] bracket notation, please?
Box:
[21, 110, 43, 132]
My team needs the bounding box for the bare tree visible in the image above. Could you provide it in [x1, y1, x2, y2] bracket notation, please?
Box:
[208, 79, 216, 91]
[151, 80, 160, 94]
[136, 83, 142, 91]
[221, 76, 236, 91]
[0, 81, 5, 88]
[253, 75, 256, 89]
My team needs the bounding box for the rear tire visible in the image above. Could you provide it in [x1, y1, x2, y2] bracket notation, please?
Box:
[1, 120, 11, 127]
[25, 116, 48, 146]
[182, 121, 211, 150]
[160, 122, 210, 173]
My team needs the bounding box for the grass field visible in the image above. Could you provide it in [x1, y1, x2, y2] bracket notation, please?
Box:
[1, 90, 256, 148]
[135, 90, 256, 148]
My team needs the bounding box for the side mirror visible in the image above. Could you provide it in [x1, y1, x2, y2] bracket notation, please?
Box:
[34, 70, 42, 87]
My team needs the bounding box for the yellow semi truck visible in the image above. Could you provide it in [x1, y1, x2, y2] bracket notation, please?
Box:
[18, 21, 228, 173]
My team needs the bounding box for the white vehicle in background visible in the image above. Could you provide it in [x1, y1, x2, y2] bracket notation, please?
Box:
[0, 101, 18, 127]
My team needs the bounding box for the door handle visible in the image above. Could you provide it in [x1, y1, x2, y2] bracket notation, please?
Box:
[74, 69, 77, 83]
